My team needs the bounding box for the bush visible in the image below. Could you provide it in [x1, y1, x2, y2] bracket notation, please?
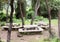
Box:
[26, 13, 32, 19]
[35, 16, 44, 21]
[26, 11, 34, 19]
[26, 6, 34, 19]
[43, 37, 60, 42]
[1, 22, 6, 26]
[0, 12, 6, 21]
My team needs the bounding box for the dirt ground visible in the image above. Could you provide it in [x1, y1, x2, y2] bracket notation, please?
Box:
[0, 25, 58, 42]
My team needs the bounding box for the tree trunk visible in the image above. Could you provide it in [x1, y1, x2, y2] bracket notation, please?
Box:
[7, 0, 14, 42]
[35, 0, 40, 16]
[45, 0, 53, 37]
[31, 0, 40, 25]
[6, 0, 10, 23]
[0, 1, 1, 11]
[58, 9, 60, 38]
[0, 21, 1, 42]
[18, 0, 24, 27]
[15, 0, 26, 19]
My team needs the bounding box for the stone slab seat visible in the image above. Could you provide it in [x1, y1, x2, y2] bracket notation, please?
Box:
[6, 23, 19, 26]
[2, 26, 21, 30]
[18, 29, 43, 33]
[40, 25, 49, 29]
[36, 21, 49, 29]
[2, 23, 20, 30]
[2, 26, 20, 28]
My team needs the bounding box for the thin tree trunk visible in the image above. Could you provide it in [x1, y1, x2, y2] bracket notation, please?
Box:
[58, 9, 60, 38]
[20, 3, 24, 27]
[0, 1, 1, 40]
[7, 0, 14, 42]
[6, 0, 10, 23]
[0, 21, 1, 42]
[0, 1, 1, 11]
[31, 0, 40, 25]
[31, 16, 34, 25]
[18, 0, 24, 27]
[45, 0, 53, 37]
[35, 0, 40, 16]
[0, 1, 2, 11]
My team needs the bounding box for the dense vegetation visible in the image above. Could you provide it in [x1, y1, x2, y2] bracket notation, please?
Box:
[0, 0, 60, 42]
[0, 0, 59, 25]
[0, 0, 60, 21]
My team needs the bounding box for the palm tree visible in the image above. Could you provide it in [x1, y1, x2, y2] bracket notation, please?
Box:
[7, 0, 14, 42]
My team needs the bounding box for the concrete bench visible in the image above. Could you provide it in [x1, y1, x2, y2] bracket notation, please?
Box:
[2, 26, 21, 30]
[2, 23, 20, 30]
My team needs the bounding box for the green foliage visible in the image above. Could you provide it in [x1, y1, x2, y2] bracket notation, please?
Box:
[29, 37, 60, 42]
[0, 12, 6, 21]
[26, 11, 34, 19]
[35, 16, 44, 21]
[13, 18, 21, 24]
[51, 8, 58, 19]
[1, 22, 6, 26]
[31, 0, 59, 18]
[15, 5, 21, 19]
[43, 37, 60, 42]
[15, 0, 26, 19]
[12, 18, 58, 25]
[0, 1, 3, 11]
[26, 7, 34, 19]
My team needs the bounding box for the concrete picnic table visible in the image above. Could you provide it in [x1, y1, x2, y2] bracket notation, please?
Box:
[23, 25, 38, 28]
[18, 25, 44, 33]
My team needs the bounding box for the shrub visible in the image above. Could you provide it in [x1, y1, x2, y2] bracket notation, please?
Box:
[43, 37, 60, 42]
[26, 11, 34, 19]
[0, 12, 6, 21]
[35, 16, 44, 21]
[1, 22, 6, 26]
